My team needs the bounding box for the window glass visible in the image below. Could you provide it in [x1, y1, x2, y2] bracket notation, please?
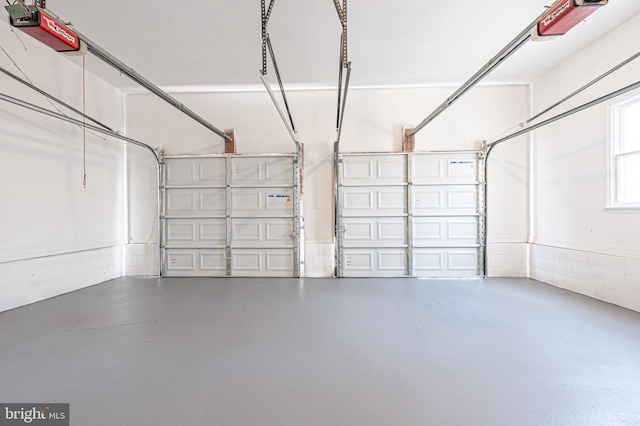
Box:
[618, 154, 640, 204]
[621, 98, 640, 153]
[609, 93, 640, 208]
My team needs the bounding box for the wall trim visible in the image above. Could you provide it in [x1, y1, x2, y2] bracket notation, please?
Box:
[0, 242, 126, 265]
[531, 240, 640, 260]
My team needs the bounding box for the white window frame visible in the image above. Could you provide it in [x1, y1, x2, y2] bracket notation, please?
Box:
[607, 91, 640, 212]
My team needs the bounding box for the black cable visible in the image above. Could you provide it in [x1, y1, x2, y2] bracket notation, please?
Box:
[266, 34, 296, 133]
[0, 65, 113, 131]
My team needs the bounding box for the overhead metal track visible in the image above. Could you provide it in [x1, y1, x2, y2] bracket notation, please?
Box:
[486, 79, 640, 154]
[481, 79, 640, 272]
[408, 1, 562, 138]
[522, 50, 640, 129]
[42, 9, 231, 142]
[0, 92, 161, 164]
[486, 50, 640, 144]
[0, 65, 113, 131]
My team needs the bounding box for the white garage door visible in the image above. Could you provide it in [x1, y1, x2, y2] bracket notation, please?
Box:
[337, 152, 484, 278]
[162, 154, 301, 277]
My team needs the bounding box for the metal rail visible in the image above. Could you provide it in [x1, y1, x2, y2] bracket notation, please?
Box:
[0, 65, 113, 131]
[487, 80, 640, 153]
[408, 1, 561, 138]
[46, 15, 231, 142]
[259, 75, 300, 148]
[524, 51, 640, 126]
[0, 92, 160, 164]
[482, 79, 640, 272]
[336, 63, 352, 145]
[266, 35, 297, 134]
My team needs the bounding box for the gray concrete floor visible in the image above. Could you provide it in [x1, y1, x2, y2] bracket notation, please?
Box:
[1, 278, 640, 426]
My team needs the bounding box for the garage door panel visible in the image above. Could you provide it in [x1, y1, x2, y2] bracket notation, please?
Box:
[342, 155, 406, 185]
[200, 221, 227, 243]
[414, 251, 444, 272]
[164, 249, 227, 277]
[231, 218, 293, 248]
[448, 188, 477, 210]
[414, 248, 478, 278]
[343, 218, 407, 247]
[379, 251, 406, 271]
[231, 249, 294, 277]
[165, 158, 226, 186]
[412, 153, 478, 185]
[414, 185, 477, 216]
[163, 155, 299, 278]
[338, 152, 481, 278]
[343, 190, 374, 210]
[166, 221, 196, 243]
[231, 157, 294, 186]
[448, 250, 478, 272]
[342, 187, 407, 216]
[166, 188, 226, 217]
[166, 219, 226, 247]
[343, 248, 407, 277]
[413, 218, 477, 247]
[200, 252, 227, 273]
[448, 220, 477, 241]
[231, 188, 294, 217]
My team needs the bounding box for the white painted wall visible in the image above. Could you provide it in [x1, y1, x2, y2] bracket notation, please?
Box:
[0, 22, 126, 312]
[530, 14, 640, 312]
[126, 84, 531, 276]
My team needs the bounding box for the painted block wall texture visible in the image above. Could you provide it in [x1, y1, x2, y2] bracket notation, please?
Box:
[530, 245, 640, 313]
[0, 20, 126, 310]
[304, 243, 335, 278]
[530, 14, 640, 312]
[0, 247, 123, 313]
[487, 243, 528, 278]
[531, 14, 640, 259]
[125, 244, 159, 277]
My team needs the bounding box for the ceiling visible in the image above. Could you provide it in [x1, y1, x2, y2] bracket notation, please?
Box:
[46, 0, 640, 91]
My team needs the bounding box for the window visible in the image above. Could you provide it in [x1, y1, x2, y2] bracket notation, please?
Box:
[609, 93, 640, 209]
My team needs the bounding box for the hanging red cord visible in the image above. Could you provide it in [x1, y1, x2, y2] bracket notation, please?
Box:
[82, 54, 87, 188]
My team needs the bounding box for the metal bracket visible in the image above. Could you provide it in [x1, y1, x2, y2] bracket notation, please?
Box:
[332, 0, 348, 64]
[261, 0, 276, 76]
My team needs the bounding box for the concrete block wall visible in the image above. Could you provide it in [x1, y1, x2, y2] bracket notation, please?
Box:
[530, 245, 640, 313]
[487, 243, 528, 277]
[304, 242, 335, 278]
[125, 244, 159, 276]
[0, 247, 123, 313]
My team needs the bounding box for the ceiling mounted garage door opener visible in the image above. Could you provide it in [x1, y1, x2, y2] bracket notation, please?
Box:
[6, 0, 86, 55]
[533, 0, 609, 41]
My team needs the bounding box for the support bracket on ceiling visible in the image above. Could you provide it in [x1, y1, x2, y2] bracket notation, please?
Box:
[259, 0, 300, 149]
[332, 0, 348, 65]
[261, 0, 276, 76]
[333, 0, 351, 148]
